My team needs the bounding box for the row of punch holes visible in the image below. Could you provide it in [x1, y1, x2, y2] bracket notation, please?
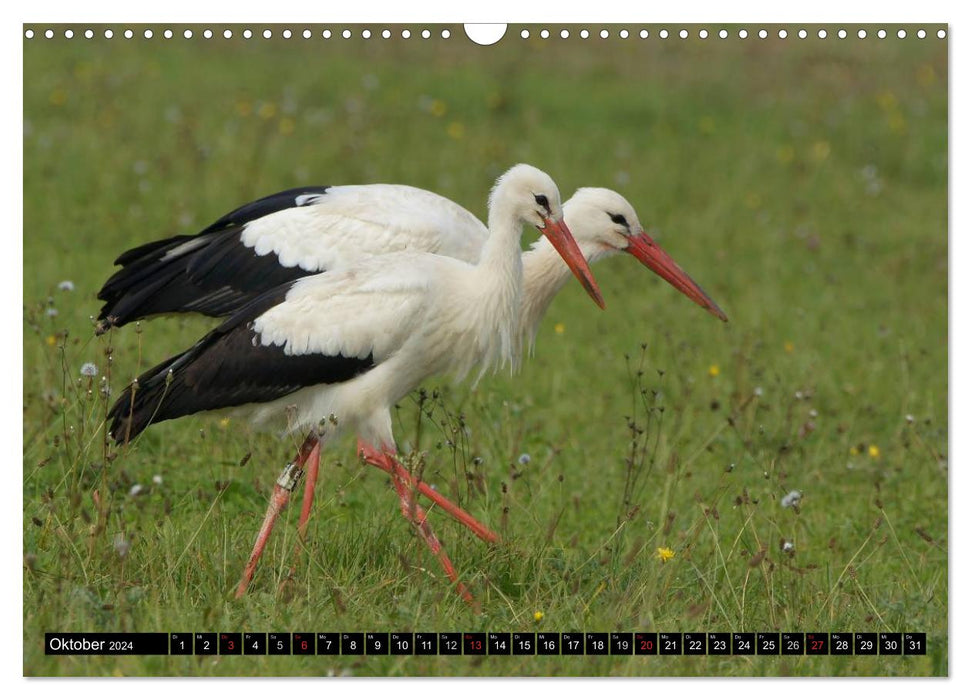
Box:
[23, 26, 948, 42]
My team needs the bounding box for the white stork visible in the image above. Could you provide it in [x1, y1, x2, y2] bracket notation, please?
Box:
[107, 164, 604, 602]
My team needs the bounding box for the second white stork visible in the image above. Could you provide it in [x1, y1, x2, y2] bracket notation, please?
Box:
[107, 164, 603, 602]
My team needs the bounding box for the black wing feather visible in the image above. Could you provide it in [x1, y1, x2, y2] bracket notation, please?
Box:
[108, 281, 375, 443]
[96, 186, 332, 332]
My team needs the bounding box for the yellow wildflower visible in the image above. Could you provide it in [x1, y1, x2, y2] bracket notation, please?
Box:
[429, 99, 447, 117]
[810, 141, 831, 162]
[446, 121, 465, 140]
[554, 322, 565, 335]
[784, 341, 794, 353]
[533, 611, 544, 622]
[849, 445, 860, 456]
[868, 445, 880, 459]
[257, 102, 277, 120]
[656, 547, 675, 563]
[45, 335, 57, 347]
[219, 418, 231, 429]
[708, 364, 720, 377]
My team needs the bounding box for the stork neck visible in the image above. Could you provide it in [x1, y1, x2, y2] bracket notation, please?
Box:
[520, 238, 573, 346]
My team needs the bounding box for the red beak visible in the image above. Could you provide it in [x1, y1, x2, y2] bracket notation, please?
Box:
[625, 231, 728, 321]
[539, 216, 606, 309]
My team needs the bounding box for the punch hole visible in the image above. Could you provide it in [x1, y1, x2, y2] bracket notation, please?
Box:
[638, 29, 647, 39]
[464, 24, 507, 46]
[164, 29, 173, 39]
[778, 29, 788, 39]
[798, 29, 807, 39]
[600, 29, 609, 39]
[659, 29, 668, 39]
[581, 29, 590, 39]
[677, 29, 686, 39]
[143, 29, 153, 39]
[441, 29, 451, 39]
[342, 29, 351, 39]
[758, 29, 767, 39]
[223, 29, 232, 39]
[323, 30, 332, 39]
[24, 29, 33, 39]
[917, 29, 926, 39]
[897, 29, 906, 39]
[738, 29, 747, 39]
[262, 29, 271, 39]
[124, 29, 133, 39]
[64, 29, 74, 39]
[560, 29, 569, 39]
[105, 29, 114, 39]
[520, 29, 529, 39]
[282, 29, 292, 39]
[858, 29, 867, 39]
[718, 29, 728, 39]
[698, 29, 708, 39]
[243, 29, 252, 39]
[422, 29, 431, 39]
[301, 29, 310, 39]
[838, 29, 847, 39]
[203, 29, 213, 39]
[382, 29, 391, 39]
[401, 29, 411, 39]
[540, 29, 550, 39]
[877, 29, 886, 39]
[817, 29, 827, 39]
[937, 29, 946, 39]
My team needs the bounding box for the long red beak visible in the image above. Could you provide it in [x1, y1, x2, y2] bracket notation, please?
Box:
[626, 231, 728, 321]
[539, 216, 605, 309]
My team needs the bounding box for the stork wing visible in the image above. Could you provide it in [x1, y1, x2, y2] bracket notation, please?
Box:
[107, 254, 437, 441]
[97, 183, 488, 331]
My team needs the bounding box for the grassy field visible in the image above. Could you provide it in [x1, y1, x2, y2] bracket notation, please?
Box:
[22, 24, 947, 676]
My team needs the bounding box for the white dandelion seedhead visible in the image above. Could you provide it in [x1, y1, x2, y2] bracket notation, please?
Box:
[781, 490, 803, 508]
[80, 362, 98, 377]
[46, 307, 59, 317]
[152, 474, 163, 486]
[113, 533, 131, 558]
[58, 280, 75, 291]
[518, 453, 531, 465]
[128, 484, 144, 497]
[782, 540, 795, 553]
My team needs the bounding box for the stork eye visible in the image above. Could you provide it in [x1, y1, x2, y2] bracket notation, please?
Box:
[533, 194, 550, 211]
[610, 213, 629, 227]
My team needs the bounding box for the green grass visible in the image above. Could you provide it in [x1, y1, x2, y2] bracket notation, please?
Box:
[23, 24, 947, 676]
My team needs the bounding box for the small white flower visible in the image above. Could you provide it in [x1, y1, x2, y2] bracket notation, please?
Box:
[57, 280, 75, 291]
[809, 409, 818, 418]
[782, 540, 795, 553]
[754, 386, 764, 397]
[152, 474, 163, 486]
[129, 484, 144, 497]
[781, 490, 802, 508]
[906, 414, 915, 424]
[518, 453, 531, 465]
[46, 307, 58, 317]
[80, 362, 98, 377]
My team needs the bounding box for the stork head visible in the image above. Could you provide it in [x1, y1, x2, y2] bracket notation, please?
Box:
[564, 188, 728, 322]
[490, 164, 604, 308]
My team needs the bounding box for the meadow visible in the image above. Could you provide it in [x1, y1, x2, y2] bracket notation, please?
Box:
[22, 24, 947, 676]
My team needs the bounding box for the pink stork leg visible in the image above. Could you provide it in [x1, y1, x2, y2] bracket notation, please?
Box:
[235, 433, 320, 598]
[357, 438, 499, 544]
[360, 440, 476, 605]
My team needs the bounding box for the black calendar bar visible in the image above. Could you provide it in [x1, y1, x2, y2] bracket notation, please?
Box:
[44, 631, 928, 656]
